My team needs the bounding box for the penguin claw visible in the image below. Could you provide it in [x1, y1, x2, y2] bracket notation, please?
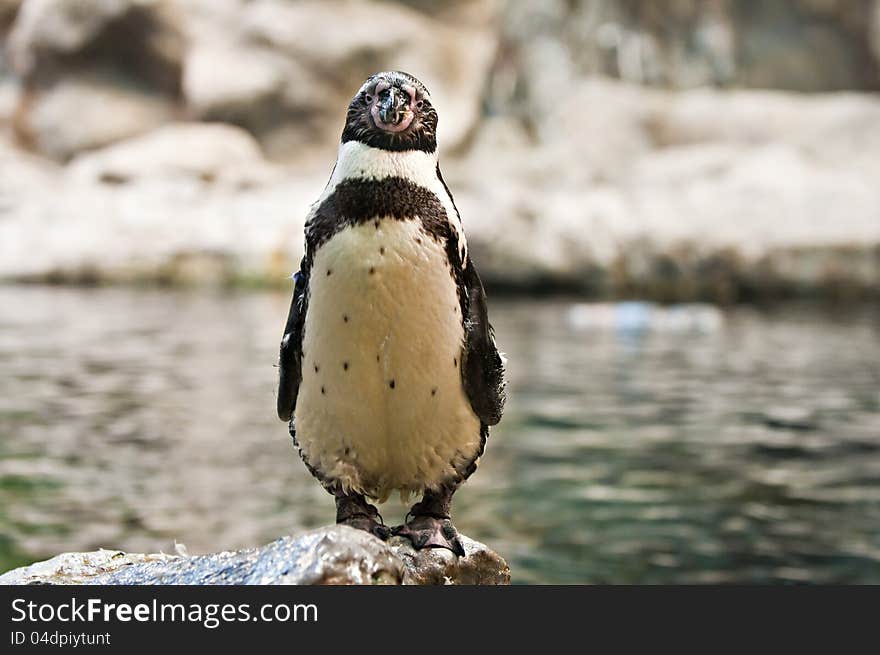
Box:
[392, 516, 466, 557]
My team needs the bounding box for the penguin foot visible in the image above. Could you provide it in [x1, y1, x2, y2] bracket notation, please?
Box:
[339, 514, 391, 540]
[392, 515, 465, 557]
[335, 492, 390, 540]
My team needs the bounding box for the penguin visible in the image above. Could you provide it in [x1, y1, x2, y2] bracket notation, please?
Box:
[277, 71, 505, 555]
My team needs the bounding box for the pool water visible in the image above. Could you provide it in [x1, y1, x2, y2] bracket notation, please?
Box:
[1, 286, 878, 583]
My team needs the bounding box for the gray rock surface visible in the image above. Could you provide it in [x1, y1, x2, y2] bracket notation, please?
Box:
[7, 0, 183, 92]
[449, 80, 880, 298]
[14, 74, 176, 160]
[494, 1, 880, 93]
[1, 0, 878, 298]
[178, 0, 495, 157]
[6, 0, 183, 160]
[2, 78, 879, 298]
[4, 0, 494, 160]
[66, 122, 281, 187]
[0, 525, 511, 585]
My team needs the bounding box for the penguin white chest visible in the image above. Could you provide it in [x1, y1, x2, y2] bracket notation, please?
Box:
[294, 218, 482, 502]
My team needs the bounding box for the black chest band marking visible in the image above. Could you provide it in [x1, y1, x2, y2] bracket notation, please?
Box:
[303, 176, 466, 314]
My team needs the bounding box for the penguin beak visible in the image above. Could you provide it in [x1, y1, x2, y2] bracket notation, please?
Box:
[371, 85, 414, 133]
[378, 87, 406, 124]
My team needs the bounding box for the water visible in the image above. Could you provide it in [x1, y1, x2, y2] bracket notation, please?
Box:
[1, 286, 879, 583]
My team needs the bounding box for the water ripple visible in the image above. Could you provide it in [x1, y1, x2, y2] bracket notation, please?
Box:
[1, 287, 879, 583]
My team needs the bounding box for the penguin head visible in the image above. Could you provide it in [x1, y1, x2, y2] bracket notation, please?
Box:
[341, 71, 438, 153]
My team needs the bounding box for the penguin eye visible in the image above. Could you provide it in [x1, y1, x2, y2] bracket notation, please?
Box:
[364, 94, 373, 103]
[416, 100, 424, 109]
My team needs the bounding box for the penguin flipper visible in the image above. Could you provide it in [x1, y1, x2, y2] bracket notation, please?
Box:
[277, 267, 308, 421]
[461, 258, 506, 426]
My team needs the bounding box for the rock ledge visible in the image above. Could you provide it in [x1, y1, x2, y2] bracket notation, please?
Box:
[0, 525, 510, 586]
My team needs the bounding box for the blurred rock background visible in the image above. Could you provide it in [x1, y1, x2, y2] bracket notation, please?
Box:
[2, 0, 879, 300]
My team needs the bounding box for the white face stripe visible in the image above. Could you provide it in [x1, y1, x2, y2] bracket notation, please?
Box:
[308, 141, 467, 264]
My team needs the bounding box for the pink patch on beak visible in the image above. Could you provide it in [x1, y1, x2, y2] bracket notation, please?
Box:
[369, 82, 416, 133]
[371, 105, 414, 132]
[402, 84, 417, 110]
